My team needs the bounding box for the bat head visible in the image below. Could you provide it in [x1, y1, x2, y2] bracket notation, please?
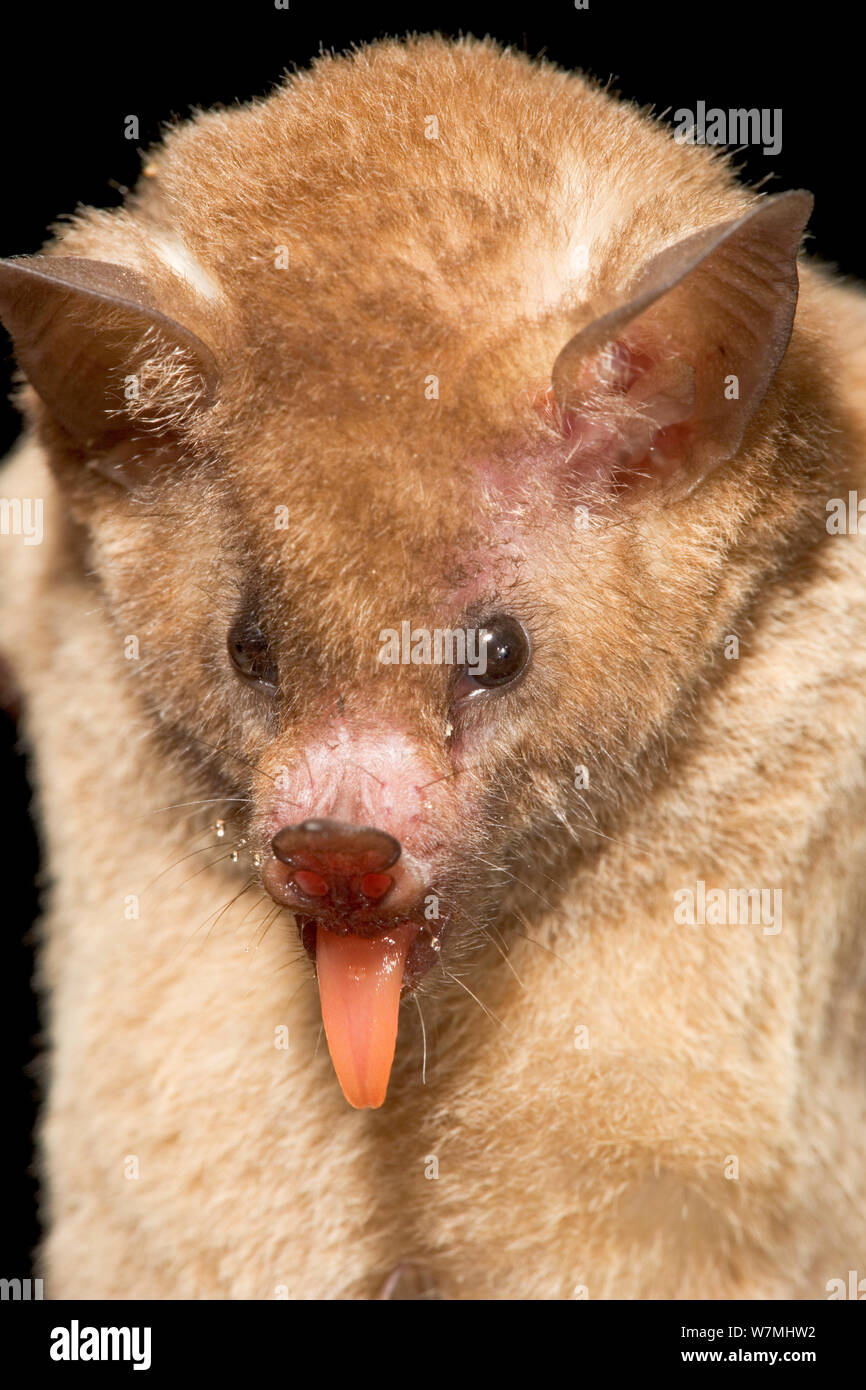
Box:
[0, 37, 819, 1105]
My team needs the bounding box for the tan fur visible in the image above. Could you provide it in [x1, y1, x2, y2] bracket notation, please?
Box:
[2, 35, 866, 1299]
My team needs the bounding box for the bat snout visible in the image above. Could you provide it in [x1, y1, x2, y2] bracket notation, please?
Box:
[263, 817, 423, 927]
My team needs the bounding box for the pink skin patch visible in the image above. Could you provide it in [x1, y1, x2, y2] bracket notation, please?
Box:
[476, 334, 696, 511]
[261, 726, 445, 928]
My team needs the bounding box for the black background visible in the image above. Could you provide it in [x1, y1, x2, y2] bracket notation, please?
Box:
[0, 0, 857, 1286]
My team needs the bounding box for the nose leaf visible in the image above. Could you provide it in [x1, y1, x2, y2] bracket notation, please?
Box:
[270, 819, 401, 910]
[271, 818, 401, 876]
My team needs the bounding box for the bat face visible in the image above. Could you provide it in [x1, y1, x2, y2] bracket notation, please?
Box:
[0, 36, 822, 1108]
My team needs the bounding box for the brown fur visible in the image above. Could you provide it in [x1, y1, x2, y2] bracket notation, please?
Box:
[2, 35, 865, 1299]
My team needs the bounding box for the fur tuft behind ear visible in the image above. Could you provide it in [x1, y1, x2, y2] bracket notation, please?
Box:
[0, 256, 219, 449]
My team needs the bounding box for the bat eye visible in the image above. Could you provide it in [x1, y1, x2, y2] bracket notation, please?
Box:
[228, 618, 277, 692]
[455, 614, 531, 698]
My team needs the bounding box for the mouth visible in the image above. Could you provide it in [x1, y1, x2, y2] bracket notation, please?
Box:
[258, 815, 450, 1110]
[296, 913, 446, 985]
[293, 912, 449, 1111]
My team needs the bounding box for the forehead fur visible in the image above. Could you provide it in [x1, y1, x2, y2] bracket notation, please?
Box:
[49, 35, 748, 390]
[44, 34, 762, 626]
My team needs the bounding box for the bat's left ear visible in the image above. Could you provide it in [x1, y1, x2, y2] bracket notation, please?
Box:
[551, 190, 814, 495]
[0, 255, 219, 458]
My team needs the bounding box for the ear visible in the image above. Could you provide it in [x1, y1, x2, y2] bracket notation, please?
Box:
[0, 255, 218, 455]
[550, 190, 813, 494]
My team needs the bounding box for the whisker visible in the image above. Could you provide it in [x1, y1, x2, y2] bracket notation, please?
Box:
[552, 805, 653, 859]
[170, 864, 250, 959]
[441, 967, 510, 1032]
[148, 846, 240, 912]
[350, 761, 384, 787]
[137, 835, 235, 895]
[416, 771, 461, 793]
[512, 910, 580, 978]
[413, 993, 428, 1086]
[136, 797, 252, 819]
[461, 908, 524, 987]
[301, 750, 315, 795]
[252, 902, 283, 948]
[271, 964, 317, 998]
[236, 891, 274, 931]
[205, 877, 257, 939]
[482, 926, 524, 987]
[475, 855, 558, 913]
[184, 731, 279, 786]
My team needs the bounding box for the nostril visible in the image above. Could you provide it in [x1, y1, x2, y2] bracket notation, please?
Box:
[360, 872, 393, 901]
[293, 869, 330, 898]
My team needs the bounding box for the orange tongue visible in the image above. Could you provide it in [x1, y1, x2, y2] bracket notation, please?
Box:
[316, 923, 414, 1109]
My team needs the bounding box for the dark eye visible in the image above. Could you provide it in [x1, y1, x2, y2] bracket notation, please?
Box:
[455, 614, 531, 698]
[228, 618, 278, 692]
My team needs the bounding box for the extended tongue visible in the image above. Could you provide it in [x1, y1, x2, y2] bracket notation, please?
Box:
[316, 922, 415, 1109]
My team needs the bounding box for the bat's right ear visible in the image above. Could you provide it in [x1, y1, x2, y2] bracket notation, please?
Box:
[0, 255, 219, 452]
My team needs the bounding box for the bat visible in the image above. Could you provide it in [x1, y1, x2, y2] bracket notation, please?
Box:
[1, 35, 864, 1300]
